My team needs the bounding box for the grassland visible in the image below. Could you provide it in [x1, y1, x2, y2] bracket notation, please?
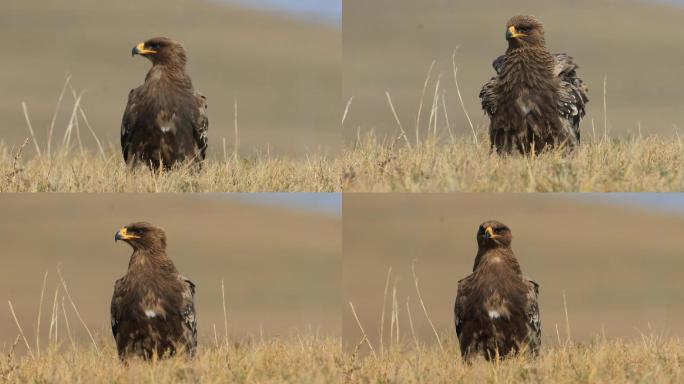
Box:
[341, 132, 683, 192]
[2, 73, 681, 192]
[0, 336, 342, 383]
[343, 336, 684, 383]
[2, 128, 681, 192]
[0, 146, 341, 192]
[4, 334, 681, 383]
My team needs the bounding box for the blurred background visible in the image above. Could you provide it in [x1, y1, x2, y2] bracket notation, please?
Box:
[0, 0, 341, 158]
[343, 194, 684, 350]
[0, 193, 341, 351]
[343, 0, 684, 143]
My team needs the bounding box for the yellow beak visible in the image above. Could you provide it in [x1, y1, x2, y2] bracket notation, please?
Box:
[132, 42, 157, 56]
[484, 226, 497, 239]
[115, 227, 140, 242]
[508, 26, 527, 39]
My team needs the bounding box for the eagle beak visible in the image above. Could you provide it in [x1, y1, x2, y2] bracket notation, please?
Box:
[507, 26, 527, 40]
[115, 227, 139, 242]
[484, 226, 496, 239]
[132, 42, 157, 56]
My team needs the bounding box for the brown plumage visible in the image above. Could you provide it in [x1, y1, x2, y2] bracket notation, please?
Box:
[480, 15, 588, 155]
[122, 37, 208, 169]
[454, 220, 540, 361]
[111, 222, 197, 360]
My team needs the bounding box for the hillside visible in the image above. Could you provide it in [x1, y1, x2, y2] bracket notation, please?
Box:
[0, 195, 341, 352]
[343, 0, 684, 142]
[0, 0, 340, 158]
[343, 194, 684, 348]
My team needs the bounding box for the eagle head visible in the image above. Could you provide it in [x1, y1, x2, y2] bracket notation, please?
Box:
[132, 37, 187, 67]
[505, 15, 546, 48]
[477, 220, 512, 248]
[115, 222, 167, 250]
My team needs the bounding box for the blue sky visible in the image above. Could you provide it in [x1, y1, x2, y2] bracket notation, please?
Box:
[219, 0, 340, 26]
[578, 194, 684, 217]
[213, 193, 684, 219]
[222, 193, 341, 216]
[217, 0, 679, 27]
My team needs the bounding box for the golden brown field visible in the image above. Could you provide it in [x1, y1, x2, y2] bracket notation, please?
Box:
[1, 336, 342, 383]
[3, 131, 681, 192]
[4, 334, 682, 383]
[342, 333, 684, 383]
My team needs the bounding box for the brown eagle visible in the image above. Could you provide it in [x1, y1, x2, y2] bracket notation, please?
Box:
[480, 15, 588, 155]
[122, 37, 208, 169]
[454, 220, 540, 361]
[111, 222, 197, 360]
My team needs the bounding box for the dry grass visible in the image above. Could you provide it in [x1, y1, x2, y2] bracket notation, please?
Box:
[343, 336, 684, 383]
[3, 132, 681, 192]
[0, 335, 342, 384]
[0, 147, 341, 192]
[340, 132, 684, 192]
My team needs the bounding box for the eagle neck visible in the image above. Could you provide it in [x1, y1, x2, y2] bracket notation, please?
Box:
[501, 47, 556, 92]
[144, 65, 193, 92]
[127, 248, 178, 277]
[473, 247, 521, 275]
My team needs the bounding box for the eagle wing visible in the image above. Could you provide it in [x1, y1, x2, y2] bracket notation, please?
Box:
[121, 88, 141, 163]
[179, 276, 198, 354]
[523, 277, 541, 354]
[553, 53, 588, 142]
[193, 92, 208, 161]
[478, 56, 506, 118]
[110, 277, 125, 343]
[454, 275, 472, 340]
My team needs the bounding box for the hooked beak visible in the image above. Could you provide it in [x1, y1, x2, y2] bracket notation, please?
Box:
[506, 26, 527, 40]
[115, 227, 139, 242]
[132, 42, 157, 57]
[484, 226, 497, 239]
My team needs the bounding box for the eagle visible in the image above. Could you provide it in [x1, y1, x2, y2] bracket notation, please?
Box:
[454, 220, 540, 361]
[122, 37, 208, 169]
[111, 222, 197, 360]
[480, 15, 588, 155]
